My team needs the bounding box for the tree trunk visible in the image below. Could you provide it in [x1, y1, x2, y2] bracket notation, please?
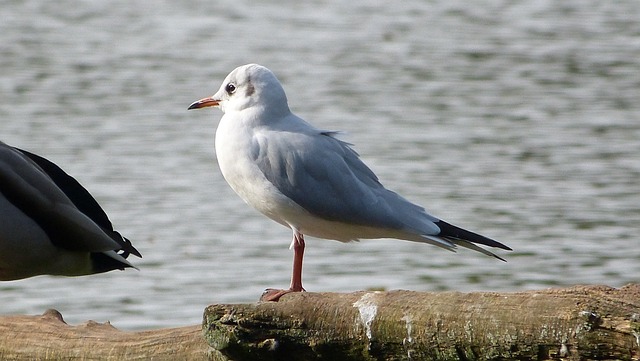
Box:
[203, 285, 640, 361]
[1, 285, 639, 360]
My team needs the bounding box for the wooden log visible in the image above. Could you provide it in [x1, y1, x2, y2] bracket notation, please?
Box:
[1, 285, 639, 360]
[0, 309, 221, 361]
[203, 285, 640, 361]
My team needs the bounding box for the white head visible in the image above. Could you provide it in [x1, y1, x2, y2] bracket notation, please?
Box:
[188, 64, 290, 117]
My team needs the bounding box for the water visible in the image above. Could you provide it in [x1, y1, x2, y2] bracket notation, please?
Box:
[1, 0, 639, 330]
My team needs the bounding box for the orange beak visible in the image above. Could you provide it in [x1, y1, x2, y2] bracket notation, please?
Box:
[188, 97, 220, 110]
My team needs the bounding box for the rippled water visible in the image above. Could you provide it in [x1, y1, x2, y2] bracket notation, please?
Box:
[1, 0, 639, 330]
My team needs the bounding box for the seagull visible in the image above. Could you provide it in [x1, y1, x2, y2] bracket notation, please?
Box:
[0, 141, 141, 280]
[188, 64, 511, 301]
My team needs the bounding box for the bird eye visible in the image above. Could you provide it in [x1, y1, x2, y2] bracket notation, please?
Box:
[225, 83, 236, 94]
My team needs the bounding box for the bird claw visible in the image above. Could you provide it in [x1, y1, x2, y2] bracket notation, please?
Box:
[259, 287, 305, 302]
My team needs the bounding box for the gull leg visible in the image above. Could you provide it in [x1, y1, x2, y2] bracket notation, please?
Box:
[289, 231, 305, 292]
[260, 230, 306, 302]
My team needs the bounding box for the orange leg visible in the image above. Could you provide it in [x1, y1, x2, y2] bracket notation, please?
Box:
[260, 230, 306, 302]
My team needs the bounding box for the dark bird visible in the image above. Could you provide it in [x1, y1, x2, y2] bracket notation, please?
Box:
[0, 141, 140, 280]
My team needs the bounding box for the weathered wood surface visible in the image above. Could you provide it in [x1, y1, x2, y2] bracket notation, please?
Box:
[204, 285, 640, 361]
[1, 285, 639, 360]
[0, 309, 218, 360]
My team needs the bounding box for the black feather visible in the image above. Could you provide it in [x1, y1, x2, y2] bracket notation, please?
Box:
[17, 148, 141, 259]
[435, 220, 512, 251]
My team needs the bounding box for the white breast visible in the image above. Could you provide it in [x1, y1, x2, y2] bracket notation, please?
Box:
[214, 113, 295, 227]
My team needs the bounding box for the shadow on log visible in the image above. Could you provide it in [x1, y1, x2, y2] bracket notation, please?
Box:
[1, 285, 639, 360]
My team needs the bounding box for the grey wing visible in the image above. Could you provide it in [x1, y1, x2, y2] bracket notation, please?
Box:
[253, 131, 440, 234]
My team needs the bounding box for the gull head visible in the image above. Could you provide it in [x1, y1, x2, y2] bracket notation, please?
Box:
[188, 64, 289, 116]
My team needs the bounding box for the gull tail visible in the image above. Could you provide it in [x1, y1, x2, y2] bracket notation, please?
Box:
[434, 220, 512, 261]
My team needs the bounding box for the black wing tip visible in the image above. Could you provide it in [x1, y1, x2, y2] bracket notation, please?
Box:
[435, 220, 512, 251]
[117, 235, 142, 259]
[493, 253, 508, 262]
[90, 252, 138, 274]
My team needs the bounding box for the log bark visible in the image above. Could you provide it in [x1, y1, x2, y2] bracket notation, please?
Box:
[0, 309, 220, 361]
[1, 285, 639, 360]
[203, 285, 640, 361]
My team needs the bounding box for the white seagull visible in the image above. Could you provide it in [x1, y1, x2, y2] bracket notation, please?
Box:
[0, 141, 140, 280]
[189, 64, 511, 301]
